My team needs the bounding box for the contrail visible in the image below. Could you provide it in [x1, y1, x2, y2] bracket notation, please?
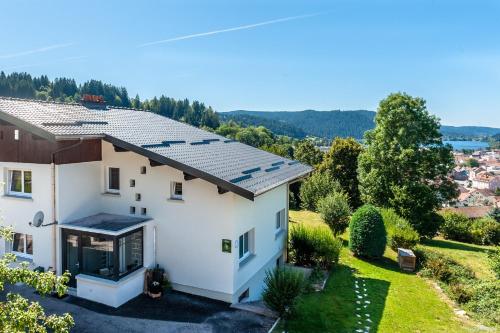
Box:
[0, 42, 74, 59]
[3, 56, 87, 70]
[138, 13, 322, 47]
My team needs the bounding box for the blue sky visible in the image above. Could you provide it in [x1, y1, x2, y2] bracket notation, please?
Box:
[1, 0, 499, 127]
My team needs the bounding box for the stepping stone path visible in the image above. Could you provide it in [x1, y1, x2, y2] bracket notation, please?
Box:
[352, 269, 371, 333]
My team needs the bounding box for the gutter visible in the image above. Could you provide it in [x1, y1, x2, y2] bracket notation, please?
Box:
[50, 138, 84, 273]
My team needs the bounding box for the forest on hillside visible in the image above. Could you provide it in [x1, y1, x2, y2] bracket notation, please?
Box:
[224, 110, 500, 141]
[1, 71, 498, 142]
[0, 71, 220, 129]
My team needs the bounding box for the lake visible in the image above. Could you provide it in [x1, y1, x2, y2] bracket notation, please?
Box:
[444, 140, 490, 151]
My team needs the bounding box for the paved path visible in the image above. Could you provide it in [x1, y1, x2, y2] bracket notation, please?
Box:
[2, 284, 273, 333]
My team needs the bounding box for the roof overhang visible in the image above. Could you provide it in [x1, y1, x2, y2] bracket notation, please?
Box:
[104, 135, 257, 201]
[0, 110, 56, 142]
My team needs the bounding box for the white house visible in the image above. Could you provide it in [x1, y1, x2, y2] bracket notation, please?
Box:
[472, 171, 500, 191]
[0, 96, 311, 308]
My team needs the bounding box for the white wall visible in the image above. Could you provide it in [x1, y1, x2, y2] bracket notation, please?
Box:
[1, 141, 290, 304]
[99, 142, 236, 299]
[56, 161, 102, 223]
[231, 184, 288, 302]
[76, 267, 146, 308]
[0, 162, 54, 269]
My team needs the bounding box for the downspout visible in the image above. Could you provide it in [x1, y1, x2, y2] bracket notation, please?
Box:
[50, 138, 84, 273]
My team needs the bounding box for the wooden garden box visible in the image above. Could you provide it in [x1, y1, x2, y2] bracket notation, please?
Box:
[397, 248, 416, 272]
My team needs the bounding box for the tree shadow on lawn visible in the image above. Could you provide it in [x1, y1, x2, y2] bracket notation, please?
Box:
[422, 238, 490, 253]
[286, 263, 390, 333]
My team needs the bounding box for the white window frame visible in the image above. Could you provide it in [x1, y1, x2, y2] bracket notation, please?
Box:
[7, 169, 32, 197]
[106, 167, 120, 193]
[170, 181, 183, 200]
[10, 232, 33, 259]
[238, 229, 255, 261]
[275, 209, 286, 235]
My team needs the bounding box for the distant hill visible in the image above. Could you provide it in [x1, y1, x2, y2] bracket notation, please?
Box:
[221, 110, 500, 140]
[223, 110, 375, 139]
[439, 126, 500, 139]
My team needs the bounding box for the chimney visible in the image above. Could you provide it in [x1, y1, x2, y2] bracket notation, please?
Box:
[81, 94, 107, 109]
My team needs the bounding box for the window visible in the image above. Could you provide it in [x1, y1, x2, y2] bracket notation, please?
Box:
[130, 179, 135, 187]
[275, 209, 286, 231]
[62, 228, 143, 282]
[140, 166, 147, 174]
[8, 170, 32, 197]
[14, 129, 19, 140]
[141, 207, 147, 216]
[107, 167, 120, 193]
[82, 235, 114, 278]
[130, 206, 136, 214]
[238, 289, 249, 302]
[170, 182, 183, 200]
[239, 229, 254, 260]
[118, 230, 143, 276]
[135, 193, 141, 201]
[11, 233, 33, 257]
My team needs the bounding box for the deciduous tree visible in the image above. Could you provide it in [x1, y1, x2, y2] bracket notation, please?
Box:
[294, 140, 323, 167]
[317, 137, 363, 208]
[358, 93, 457, 237]
[0, 208, 74, 332]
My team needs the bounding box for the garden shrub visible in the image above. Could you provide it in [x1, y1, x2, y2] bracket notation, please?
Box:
[317, 191, 351, 236]
[381, 208, 419, 251]
[416, 248, 500, 325]
[440, 211, 472, 243]
[470, 217, 500, 245]
[289, 224, 342, 269]
[418, 249, 475, 284]
[416, 212, 444, 239]
[290, 224, 315, 267]
[465, 281, 500, 326]
[299, 172, 342, 211]
[349, 204, 386, 258]
[488, 247, 500, 279]
[448, 282, 473, 304]
[390, 227, 420, 251]
[262, 267, 306, 319]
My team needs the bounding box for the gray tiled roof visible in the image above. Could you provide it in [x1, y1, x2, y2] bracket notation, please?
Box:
[0, 97, 312, 199]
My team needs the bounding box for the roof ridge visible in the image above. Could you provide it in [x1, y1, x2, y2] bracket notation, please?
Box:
[0, 95, 145, 112]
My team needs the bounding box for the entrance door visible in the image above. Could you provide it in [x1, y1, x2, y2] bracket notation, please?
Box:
[63, 233, 80, 288]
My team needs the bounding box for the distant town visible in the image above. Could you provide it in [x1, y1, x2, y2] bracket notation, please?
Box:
[447, 149, 500, 215]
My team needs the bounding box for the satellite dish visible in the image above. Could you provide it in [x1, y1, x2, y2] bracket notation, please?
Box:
[31, 211, 44, 228]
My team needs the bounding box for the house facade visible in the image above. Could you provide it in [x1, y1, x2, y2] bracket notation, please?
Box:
[0, 97, 311, 307]
[472, 171, 500, 191]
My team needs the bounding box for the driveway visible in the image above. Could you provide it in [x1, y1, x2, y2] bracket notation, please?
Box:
[1, 284, 275, 333]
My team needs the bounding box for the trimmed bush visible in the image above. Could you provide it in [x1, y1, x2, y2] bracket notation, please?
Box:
[440, 211, 472, 243]
[381, 208, 419, 251]
[470, 217, 500, 245]
[289, 224, 342, 269]
[299, 172, 342, 211]
[390, 227, 420, 251]
[317, 191, 352, 236]
[262, 267, 306, 319]
[349, 205, 386, 258]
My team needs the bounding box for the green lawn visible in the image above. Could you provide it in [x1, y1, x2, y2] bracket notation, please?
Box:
[278, 210, 485, 333]
[420, 237, 495, 280]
